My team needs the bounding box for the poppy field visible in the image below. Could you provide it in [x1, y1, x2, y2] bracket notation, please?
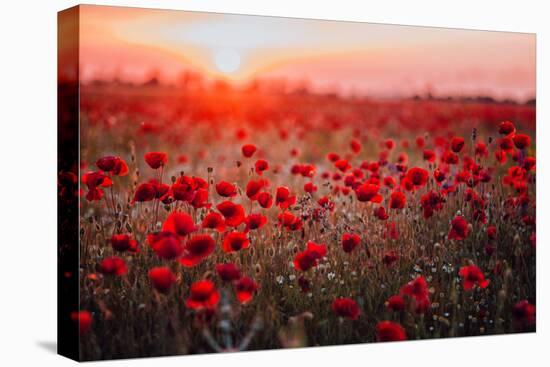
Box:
[62, 82, 537, 360]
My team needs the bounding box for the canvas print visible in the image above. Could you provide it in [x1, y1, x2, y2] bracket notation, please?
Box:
[58, 5, 536, 361]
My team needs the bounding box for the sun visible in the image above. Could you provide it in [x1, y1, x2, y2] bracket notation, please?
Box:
[213, 48, 241, 74]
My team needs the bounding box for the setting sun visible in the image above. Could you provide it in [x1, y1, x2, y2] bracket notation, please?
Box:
[214, 48, 241, 74]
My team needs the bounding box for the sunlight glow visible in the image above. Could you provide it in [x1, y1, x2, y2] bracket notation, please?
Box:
[214, 48, 241, 74]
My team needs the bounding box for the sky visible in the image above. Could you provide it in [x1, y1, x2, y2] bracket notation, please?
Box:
[79, 5, 536, 101]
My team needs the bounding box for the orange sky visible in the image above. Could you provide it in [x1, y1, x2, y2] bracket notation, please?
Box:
[78, 5, 536, 101]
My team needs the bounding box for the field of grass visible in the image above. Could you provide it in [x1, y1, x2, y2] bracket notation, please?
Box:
[65, 85, 535, 360]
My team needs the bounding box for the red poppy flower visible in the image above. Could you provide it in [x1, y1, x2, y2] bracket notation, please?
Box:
[355, 183, 383, 203]
[386, 295, 405, 312]
[83, 171, 112, 201]
[400, 276, 430, 313]
[235, 276, 259, 304]
[185, 280, 220, 310]
[275, 186, 296, 209]
[70, 311, 92, 336]
[96, 156, 129, 176]
[245, 179, 266, 200]
[512, 300, 535, 326]
[294, 164, 313, 177]
[257, 191, 273, 208]
[222, 231, 250, 252]
[217, 201, 246, 227]
[350, 139, 362, 153]
[306, 241, 327, 258]
[144, 152, 168, 169]
[110, 234, 139, 253]
[132, 182, 156, 203]
[385, 139, 395, 150]
[382, 251, 398, 266]
[339, 186, 351, 196]
[170, 182, 194, 203]
[475, 142, 488, 157]
[374, 206, 389, 220]
[513, 134, 531, 149]
[162, 212, 197, 237]
[291, 163, 315, 177]
[389, 191, 406, 210]
[202, 212, 226, 232]
[190, 188, 210, 209]
[215, 181, 237, 197]
[459, 265, 489, 290]
[216, 263, 241, 282]
[523, 156, 536, 171]
[177, 154, 189, 164]
[98, 256, 127, 276]
[382, 176, 396, 188]
[82, 171, 113, 190]
[341, 233, 360, 253]
[352, 168, 364, 179]
[255, 159, 269, 175]
[450, 137, 465, 153]
[499, 121, 516, 135]
[149, 179, 169, 199]
[293, 241, 326, 271]
[293, 251, 318, 271]
[366, 161, 380, 172]
[318, 196, 335, 212]
[304, 182, 318, 193]
[147, 231, 184, 260]
[334, 159, 351, 172]
[442, 150, 459, 165]
[423, 150, 436, 162]
[406, 167, 429, 187]
[148, 267, 176, 293]
[397, 152, 408, 165]
[327, 152, 340, 162]
[376, 321, 407, 341]
[433, 168, 446, 183]
[236, 128, 248, 140]
[499, 137, 515, 152]
[244, 213, 268, 231]
[278, 212, 303, 231]
[241, 144, 257, 158]
[332, 298, 361, 320]
[179, 234, 216, 267]
[448, 216, 470, 240]
[420, 190, 444, 218]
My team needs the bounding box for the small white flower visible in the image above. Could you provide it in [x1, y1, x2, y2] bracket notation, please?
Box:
[288, 274, 296, 281]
